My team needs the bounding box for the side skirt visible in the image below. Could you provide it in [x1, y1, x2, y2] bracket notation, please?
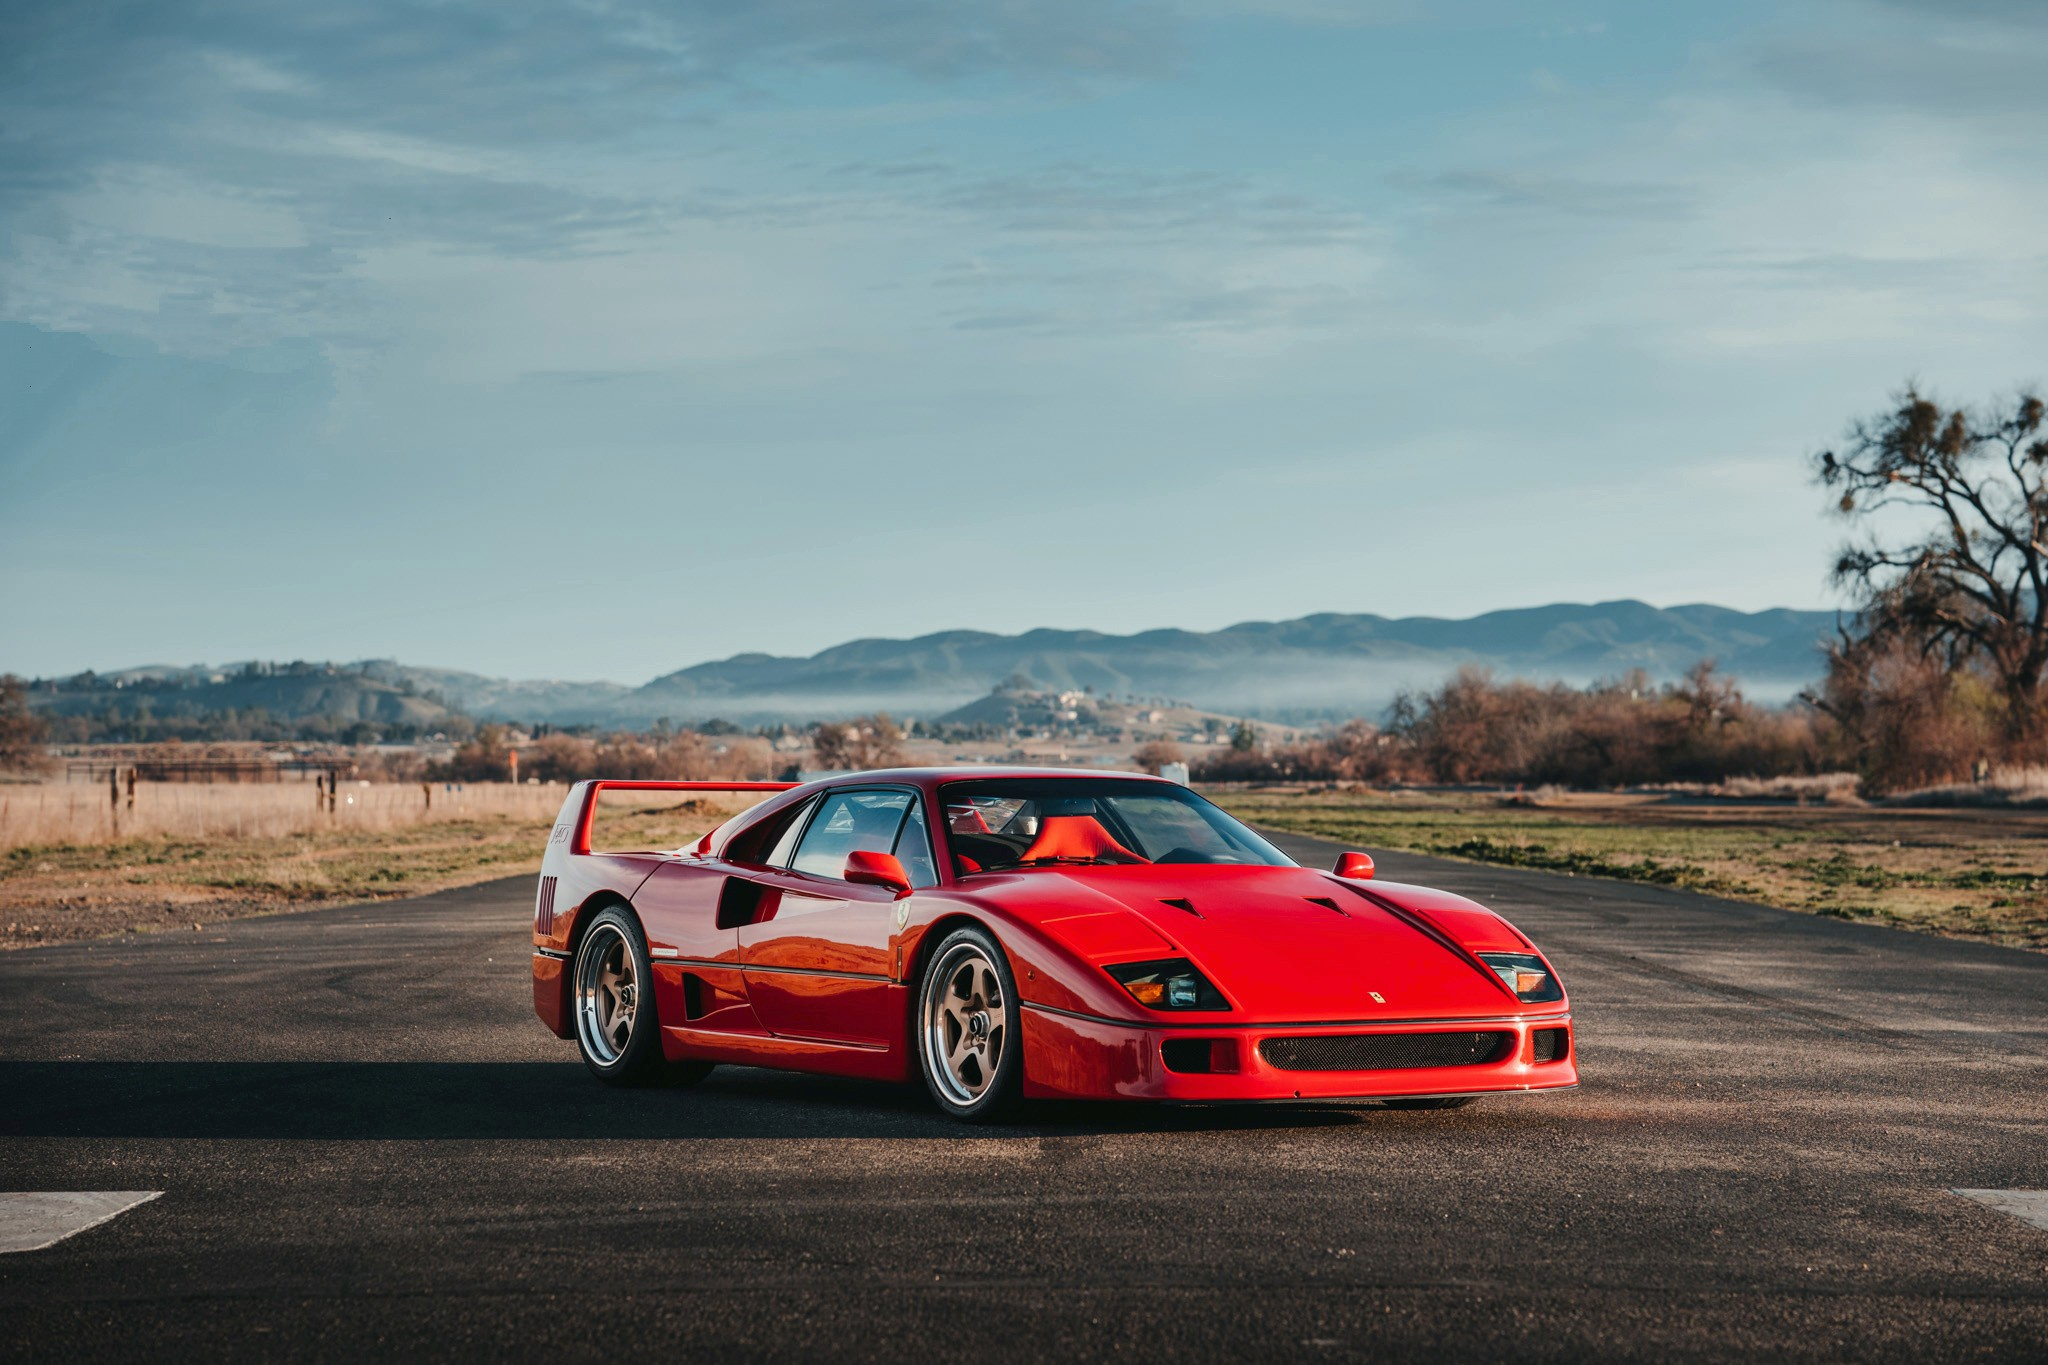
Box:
[661, 1025, 912, 1084]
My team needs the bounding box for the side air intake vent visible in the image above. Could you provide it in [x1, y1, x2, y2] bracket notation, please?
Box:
[534, 876, 558, 934]
[1532, 1028, 1569, 1063]
[1258, 1032, 1513, 1072]
[717, 877, 767, 929]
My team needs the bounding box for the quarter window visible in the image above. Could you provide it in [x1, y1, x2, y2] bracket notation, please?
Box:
[893, 798, 939, 889]
[763, 795, 820, 869]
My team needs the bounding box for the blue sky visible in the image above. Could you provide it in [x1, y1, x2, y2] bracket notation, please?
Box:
[3, 0, 2044, 682]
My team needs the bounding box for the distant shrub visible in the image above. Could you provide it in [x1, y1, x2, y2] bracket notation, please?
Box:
[436, 726, 778, 783]
[808, 714, 906, 772]
[0, 675, 53, 775]
[1196, 665, 1830, 789]
[1129, 740, 1185, 775]
[1192, 720, 1412, 784]
[1806, 636, 2028, 794]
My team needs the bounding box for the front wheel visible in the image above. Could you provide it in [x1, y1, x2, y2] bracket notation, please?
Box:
[573, 905, 708, 1087]
[916, 926, 1023, 1122]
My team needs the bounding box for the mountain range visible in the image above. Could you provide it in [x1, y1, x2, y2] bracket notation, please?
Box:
[34, 601, 1839, 730]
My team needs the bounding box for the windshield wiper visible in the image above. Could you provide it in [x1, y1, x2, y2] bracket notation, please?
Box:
[955, 856, 1146, 877]
[1015, 856, 1145, 867]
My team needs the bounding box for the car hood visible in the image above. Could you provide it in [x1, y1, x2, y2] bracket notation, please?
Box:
[972, 864, 1524, 1022]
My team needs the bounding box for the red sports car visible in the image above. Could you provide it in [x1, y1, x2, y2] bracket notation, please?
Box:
[531, 769, 1576, 1121]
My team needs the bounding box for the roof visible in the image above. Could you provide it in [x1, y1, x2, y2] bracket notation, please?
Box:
[801, 765, 1171, 788]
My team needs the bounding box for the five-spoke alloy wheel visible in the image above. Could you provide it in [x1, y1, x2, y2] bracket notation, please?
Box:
[572, 904, 709, 1087]
[917, 926, 1022, 1121]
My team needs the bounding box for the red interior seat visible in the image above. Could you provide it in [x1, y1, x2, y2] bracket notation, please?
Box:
[1021, 815, 1145, 864]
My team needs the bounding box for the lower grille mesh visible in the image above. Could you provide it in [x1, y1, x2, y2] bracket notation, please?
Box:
[1258, 1031, 1511, 1072]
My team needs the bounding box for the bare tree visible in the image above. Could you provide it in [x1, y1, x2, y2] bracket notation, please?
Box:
[810, 714, 905, 772]
[0, 675, 52, 774]
[1129, 740, 1184, 775]
[1816, 386, 2048, 737]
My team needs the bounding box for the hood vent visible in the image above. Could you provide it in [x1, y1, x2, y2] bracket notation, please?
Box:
[1304, 896, 1347, 917]
[1157, 897, 1201, 918]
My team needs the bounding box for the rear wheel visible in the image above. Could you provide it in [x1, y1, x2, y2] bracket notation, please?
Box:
[572, 905, 711, 1087]
[917, 926, 1023, 1122]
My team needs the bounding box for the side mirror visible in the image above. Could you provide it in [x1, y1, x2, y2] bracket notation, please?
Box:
[845, 850, 912, 895]
[1333, 851, 1375, 881]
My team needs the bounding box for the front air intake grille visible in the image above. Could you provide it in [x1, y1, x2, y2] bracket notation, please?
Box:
[1258, 1031, 1512, 1072]
[535, 876, 558, 934]
[1532, 1027, 1569, 1063]
[1161, 1038, 1240, 1075]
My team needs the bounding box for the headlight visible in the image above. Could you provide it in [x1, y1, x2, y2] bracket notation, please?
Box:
[1105, 958, 1230, 1011]
[1478, 952, 1564, 1003]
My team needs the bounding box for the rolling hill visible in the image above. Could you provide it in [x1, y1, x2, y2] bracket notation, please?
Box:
[28, 601, 1838, 733]
[619, 600, 1836, 722]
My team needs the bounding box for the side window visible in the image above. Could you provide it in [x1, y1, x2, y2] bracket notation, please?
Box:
[762, 796, 820, 869]
[790, 790, 914, 880]
[893, 799, 939, 889]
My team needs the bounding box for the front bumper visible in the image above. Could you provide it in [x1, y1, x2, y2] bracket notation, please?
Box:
[1018, 1004, 1577, 1102]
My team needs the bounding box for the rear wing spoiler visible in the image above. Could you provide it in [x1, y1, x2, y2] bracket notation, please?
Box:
[565, 780, 800, 855]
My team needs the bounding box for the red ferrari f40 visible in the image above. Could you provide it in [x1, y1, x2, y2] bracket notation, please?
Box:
[531, 769, 1576, 1121]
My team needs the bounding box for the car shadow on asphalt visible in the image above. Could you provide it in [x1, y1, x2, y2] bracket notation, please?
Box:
[1, 1061, 1420, 1140]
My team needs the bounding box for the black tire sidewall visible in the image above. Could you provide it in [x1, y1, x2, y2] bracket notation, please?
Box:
[917, 925, 1023, 1122]
[573, 905, 667, 1086]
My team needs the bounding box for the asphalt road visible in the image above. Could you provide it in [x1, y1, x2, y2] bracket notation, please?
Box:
[3, 832, 2046, 1362]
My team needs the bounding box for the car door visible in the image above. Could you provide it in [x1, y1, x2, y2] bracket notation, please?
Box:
[738, 786, 936, 1047]
[631, 794, 821, 1038]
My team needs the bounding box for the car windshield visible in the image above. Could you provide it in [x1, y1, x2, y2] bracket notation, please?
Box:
[938, 778, 1294, 875]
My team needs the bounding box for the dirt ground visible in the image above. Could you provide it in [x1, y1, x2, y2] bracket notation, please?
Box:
[0, 793, 751, 951]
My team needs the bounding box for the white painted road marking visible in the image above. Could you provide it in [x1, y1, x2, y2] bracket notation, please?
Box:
[0, 1192, 162, 1254]
[1952, 1189, 2048, 1234]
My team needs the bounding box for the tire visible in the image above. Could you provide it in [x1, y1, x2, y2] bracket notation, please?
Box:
[1381, 1096, 1477, 1110]
[572, 905, 709, 1087]
[916, 925, 1024, 1122]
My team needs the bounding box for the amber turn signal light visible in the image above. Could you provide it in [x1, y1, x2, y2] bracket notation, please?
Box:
[1477, 951, 1565, 1003]
[1105, 958, 1230, 1011]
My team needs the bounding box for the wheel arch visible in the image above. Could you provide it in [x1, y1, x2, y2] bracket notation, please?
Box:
[905, 911, 1008, 988]
[563, 890, 640, 971]
[903, 912, 1015, 1062]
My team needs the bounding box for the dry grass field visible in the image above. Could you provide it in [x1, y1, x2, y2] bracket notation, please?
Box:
[1218, 788, 2048, 952]
[9, 778, 2043, 955]
[0, 781, 760, 949]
